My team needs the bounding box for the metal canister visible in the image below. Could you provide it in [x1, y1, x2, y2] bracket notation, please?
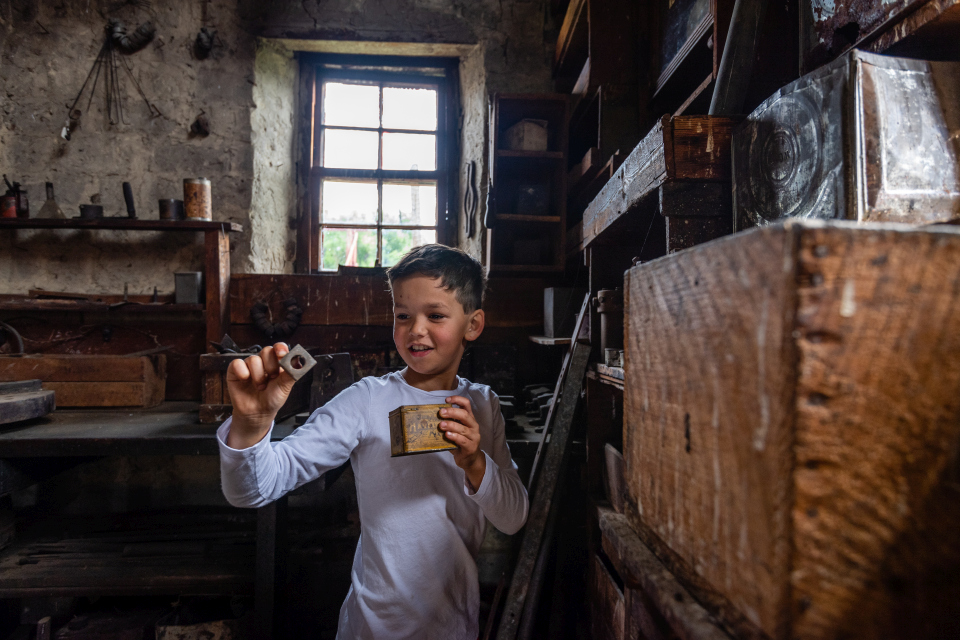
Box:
[158, 198, 184, 221]
[0, 196, 16, 218]
[183, 178, 212, 221]
[596, 289, 624, 352]
[388, 404, 456, 457]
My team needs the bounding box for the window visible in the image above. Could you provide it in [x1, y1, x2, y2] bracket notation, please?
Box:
[302, 55, 458, 272]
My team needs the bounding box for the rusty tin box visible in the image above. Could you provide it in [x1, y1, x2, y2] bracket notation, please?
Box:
[389, 403, 456, 457]
[733, 50, 960, 231]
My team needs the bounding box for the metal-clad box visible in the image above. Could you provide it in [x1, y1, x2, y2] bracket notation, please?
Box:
[733, 50, 960, 231]
[388, 404, 456, 457]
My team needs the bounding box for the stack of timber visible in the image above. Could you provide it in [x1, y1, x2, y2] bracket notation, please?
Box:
[623, 220, 960, 639]
[0, 354, 165, 408]
[582, 115, 737, 254]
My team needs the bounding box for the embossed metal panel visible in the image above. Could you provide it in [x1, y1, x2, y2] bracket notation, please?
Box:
[734, 50, 960, 230]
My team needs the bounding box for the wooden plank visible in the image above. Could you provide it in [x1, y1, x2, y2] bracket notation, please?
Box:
[589, 555, 625, 640]
[44, 382, 151, 408]
[0, 219, 242, 232]
[0, 355, 158, 382]
[624, 221, 960, 639]
[583, 116, 669, 247]
[230, 275, 547, 328]
[496, 341, 591, 640]
[624, 224, 794, 638]
[205, 229, 231, 350]
[597, 506, 731, 640]
[582, 116, 736, 247]
[868, 0, 960, 55]
[569, 147, 601, 194]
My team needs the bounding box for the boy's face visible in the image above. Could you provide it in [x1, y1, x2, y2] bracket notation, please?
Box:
[392, 275, 484, 383]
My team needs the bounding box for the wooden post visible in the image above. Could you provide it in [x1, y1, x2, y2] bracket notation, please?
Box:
[204, 227, 231, 349]
[255, 496, 287, 640]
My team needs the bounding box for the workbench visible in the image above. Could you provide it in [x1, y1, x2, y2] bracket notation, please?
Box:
[0, 402, 295, 640]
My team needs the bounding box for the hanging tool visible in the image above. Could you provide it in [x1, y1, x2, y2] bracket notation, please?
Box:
[61, 20, 160, 140]
[122, 181, 136, 218]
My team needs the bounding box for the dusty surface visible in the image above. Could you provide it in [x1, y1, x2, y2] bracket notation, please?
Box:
[0, 0, 553, 293]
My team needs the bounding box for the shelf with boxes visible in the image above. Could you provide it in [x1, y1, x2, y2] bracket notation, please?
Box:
[486, 93, 569, 274]
[554, 0, 642, 246]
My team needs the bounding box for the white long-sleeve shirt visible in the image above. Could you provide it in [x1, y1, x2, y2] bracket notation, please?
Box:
[217, 371, 529, 640]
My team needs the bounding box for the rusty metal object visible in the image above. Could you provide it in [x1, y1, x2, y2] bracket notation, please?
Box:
[733, 50, 960, 230]
[595, 289, 623, 352]
[0, 196, 16, 219]
[279, 344, 316, 382]
[388, 404, 456, 457]
[183, 178, 212, 221]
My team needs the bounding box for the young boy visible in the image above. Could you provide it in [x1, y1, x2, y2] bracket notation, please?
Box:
[217, 244, 529, 640]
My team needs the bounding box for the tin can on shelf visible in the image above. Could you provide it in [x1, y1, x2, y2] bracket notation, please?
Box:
[159, 199, 185, 221]
[183, 178, 212, 221]
[388, 404, 457, 457]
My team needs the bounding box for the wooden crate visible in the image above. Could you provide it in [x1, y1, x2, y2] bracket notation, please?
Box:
[624, 220, 960, 639]
[0, 355, 165, 408]
[582, 115, 737, 252]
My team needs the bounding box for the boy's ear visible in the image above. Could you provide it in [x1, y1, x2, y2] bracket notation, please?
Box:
[464, 309, 485, 343]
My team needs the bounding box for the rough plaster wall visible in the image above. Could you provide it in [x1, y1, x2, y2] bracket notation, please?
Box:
[248, 38, 297, 274]
[0, 0, 553, 292]
[238, 0, 554, 260]
[0, 0, 256, 295]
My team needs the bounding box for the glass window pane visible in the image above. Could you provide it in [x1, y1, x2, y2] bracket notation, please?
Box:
[322, 82, 380, 128]
[382, 133, 436, 171]
[323, 129, 379, 169]
[382, 182, 438, 226]
[382, 229, 438, 267]
[382, 87, 437, 131]
[321, 228, 379, 271]
[321, 180, 378, 225]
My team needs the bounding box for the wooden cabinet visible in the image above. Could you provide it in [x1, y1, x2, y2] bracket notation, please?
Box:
[486, 93, 568, 274]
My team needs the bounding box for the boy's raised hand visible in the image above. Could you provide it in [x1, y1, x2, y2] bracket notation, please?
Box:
[440, 396, 487, 492]
[225, 342, 296, 449]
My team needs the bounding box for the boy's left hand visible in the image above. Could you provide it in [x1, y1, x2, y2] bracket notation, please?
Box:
[440, 396, 486, 492]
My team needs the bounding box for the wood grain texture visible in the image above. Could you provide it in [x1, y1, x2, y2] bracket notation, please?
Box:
[582, 116, 736, 247]
[589, 554, 625, 640]
[789, 223, 960, 639]
[230, 275, 547, 328]
[624, 220, 960, 639]
[598, 506, 730, 640]
[625, 224, 795, 637]
[0, 355, 166, 407]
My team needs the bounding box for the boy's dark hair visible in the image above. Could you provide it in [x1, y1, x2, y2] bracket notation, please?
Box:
[386, 244, 487, 313]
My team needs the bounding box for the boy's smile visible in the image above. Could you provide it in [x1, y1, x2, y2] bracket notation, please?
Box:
[392, 275, 484, 392]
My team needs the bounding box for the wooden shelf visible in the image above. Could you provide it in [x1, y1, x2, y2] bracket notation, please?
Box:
[486, 264, 565, 275]
[0, 219, 243, 233]
[496, 150, 565, 160]
[655, 12, 713, 96]
[0, 510, 255, 598]
[496, 214, 561, 224]
[529, 335, 572, 346]
[588, 363, 624, 389]
[582, 115, 737, 247]
[0, 298, 204, 314]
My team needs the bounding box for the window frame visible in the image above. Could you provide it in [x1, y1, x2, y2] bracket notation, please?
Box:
[296, 53, 460, 273]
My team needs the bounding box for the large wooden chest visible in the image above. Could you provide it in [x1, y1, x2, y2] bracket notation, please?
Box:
[624, 220, 960, 639]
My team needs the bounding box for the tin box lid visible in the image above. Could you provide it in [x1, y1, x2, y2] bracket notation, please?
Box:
[183, 178, 211, 185]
